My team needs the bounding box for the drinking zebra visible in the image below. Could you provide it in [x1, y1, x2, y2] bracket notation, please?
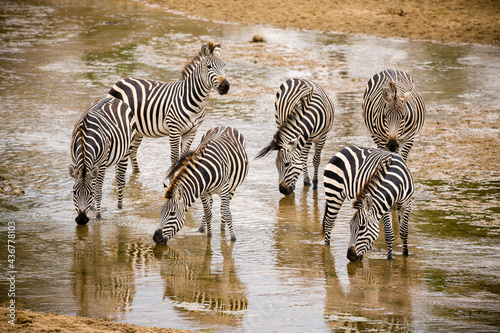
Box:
[362, 69, 426, 161]
[69, 97, 136, 225]
[107, 41, 230, 173]
[153, 126, 249, 244]
[256, 78, 335, 195]
[322, 146, 414, 261]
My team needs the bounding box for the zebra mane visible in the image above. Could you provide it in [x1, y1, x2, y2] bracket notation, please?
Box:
[352, 155, 392, 209]
[163, 139, 212, 199]
[181, 41, 216, 79]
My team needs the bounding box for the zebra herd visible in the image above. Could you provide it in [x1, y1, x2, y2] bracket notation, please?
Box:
[69, 42, 426, 261]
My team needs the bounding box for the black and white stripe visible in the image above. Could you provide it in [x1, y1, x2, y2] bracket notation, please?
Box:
[322, 146, 414, 261]
[256, 78, 335, 194]
[153, 126, 249, 244]
[362, 69, 426, 161]
[107, 42, 229, 173]
[69, 97, 136, 224]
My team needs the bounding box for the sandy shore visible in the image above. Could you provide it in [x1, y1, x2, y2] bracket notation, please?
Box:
[151, 0, 500, 46]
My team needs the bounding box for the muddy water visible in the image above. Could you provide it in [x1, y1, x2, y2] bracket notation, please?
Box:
[0, 0, 499, 331]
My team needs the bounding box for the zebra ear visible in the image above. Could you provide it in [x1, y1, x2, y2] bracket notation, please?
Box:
[213, 43, 221, 56]
[201, 43, 211, 58]
[91, 167, 99, 179]
[400, 87, 413, 103]
[288, 137, 298, 150]
[363, 195, 373, 214]
[68, 164, 78, 179]
[383, 81, 397, 102]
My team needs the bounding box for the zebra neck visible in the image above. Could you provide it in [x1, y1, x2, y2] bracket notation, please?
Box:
[181, 65, 212, 105]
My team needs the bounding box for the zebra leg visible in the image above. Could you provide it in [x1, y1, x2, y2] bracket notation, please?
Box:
[115, 157, 128, 209]
[400, 140, 414, 163]
[180, 128, 198, 157]
[381, 212, 395, 260]
[199, 193, 213, 236]
[169, 131, 182, 166]
[94, 167, 106, 220]
[301, 141, 313, 186]
[129, 134, 143, 173]
[398, 202, 412, 256]
[312, 136, 327, 190]
[322, 199, 343, 245]
[220, 188, 236, 241]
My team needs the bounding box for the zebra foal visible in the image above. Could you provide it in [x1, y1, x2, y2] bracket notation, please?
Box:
[108, 41, 230, 173]
[153, 126, 249, 244]
[256, 78, 335, 195]
[362, 69, 426, 161]
[322, 146, 414, 261]
[69, 97, 135, 225]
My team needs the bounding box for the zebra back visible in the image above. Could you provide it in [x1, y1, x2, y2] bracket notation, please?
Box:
[165, 126, 248, 203]
[362, 69, 426, 161]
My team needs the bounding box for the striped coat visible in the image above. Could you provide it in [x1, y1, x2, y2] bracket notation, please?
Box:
[154, 126, 249, 244]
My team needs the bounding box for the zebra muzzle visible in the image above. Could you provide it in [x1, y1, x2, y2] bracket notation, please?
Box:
[153, 229, 167, 245]
[347, 246, 363, 262]
[386, 137, 399, 152]
[279, 181, 294, 195]
[217, 78, 230, 95]
[75, 211, 89, 225]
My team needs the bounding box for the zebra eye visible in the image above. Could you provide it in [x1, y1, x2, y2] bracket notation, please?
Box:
[207, 64, 212, 69]
[284, 162, 290, 168]
[169, 211, 176, 217]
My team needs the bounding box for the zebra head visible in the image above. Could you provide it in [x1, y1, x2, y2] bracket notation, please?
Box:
[256, 132, 302, 195]
[201, 42, 230, 95]
[69, 164, 97, 225]
[347, 194, 380, 262]
[382, 81, 413, 153]
[275, 137, 303, 195]
[154, 190, 188, 244]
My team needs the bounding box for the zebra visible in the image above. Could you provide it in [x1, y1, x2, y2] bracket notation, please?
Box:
[107, 41, 230, 173]
[153, 126, 249, 244]
[69, 97, 136, 225]
[322, 146, 414, 261]
[256, 78, 335, 195]
[362, 69, 426, 161]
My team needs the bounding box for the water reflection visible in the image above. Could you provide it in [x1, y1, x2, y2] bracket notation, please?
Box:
[72, 225, 136, 320]
[322, 248, 422, 331]
[157, 237, 247, 328]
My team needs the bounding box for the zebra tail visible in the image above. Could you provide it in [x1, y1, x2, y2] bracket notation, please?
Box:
[255, 134, 280, 159]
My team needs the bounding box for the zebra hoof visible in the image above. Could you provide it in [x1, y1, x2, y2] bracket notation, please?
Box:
[304, 179, 312, 187]
[198, 226, 205, 233]
[96, 212, 101, 220]
[387, 253, 393, 260]
[230, 236, 236, 241]
[403, 249, 409, 256]
[117, 203, 122, 209]
[313, 183, 318, 190]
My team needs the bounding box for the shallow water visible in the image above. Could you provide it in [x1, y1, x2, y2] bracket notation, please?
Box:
[0, 0, 499, 331]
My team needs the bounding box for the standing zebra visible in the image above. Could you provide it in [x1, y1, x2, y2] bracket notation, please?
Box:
[153, 126, 249, 244]
[107, 42, 230, 173]
[362, 69, 426, 161]
[256, 78, 335, 195]
[69, 97, 136, 225]
[322, 146, 414, 261]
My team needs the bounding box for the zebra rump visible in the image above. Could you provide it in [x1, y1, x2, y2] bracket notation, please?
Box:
[154, 126, 249, 244]
[322, 146, 414, 261]
[69, 97, 135, 225]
